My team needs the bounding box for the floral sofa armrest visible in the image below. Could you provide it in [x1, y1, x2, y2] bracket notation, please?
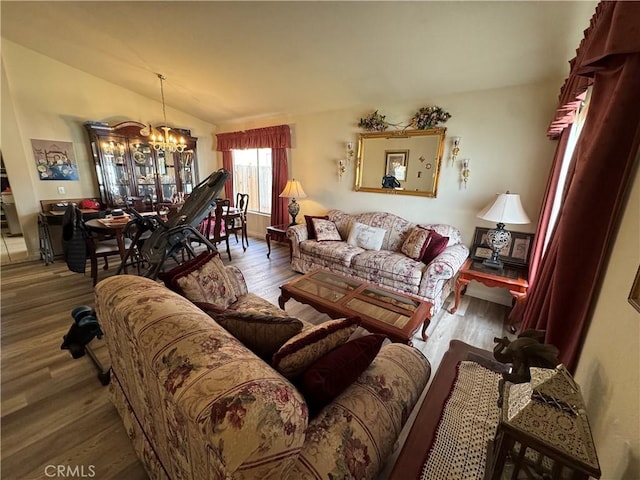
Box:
[287, 224, 308, 259]
[423, 243, 469, 280]
[288, 344, 430, 479]
[225, 265, 248, 297]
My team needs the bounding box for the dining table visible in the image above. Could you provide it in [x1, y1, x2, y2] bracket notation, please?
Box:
[84, 217, 130, 261]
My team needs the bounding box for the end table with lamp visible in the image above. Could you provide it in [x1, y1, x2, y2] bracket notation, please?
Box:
[476, 191, 531, 270]
[279, 179, 307, 226]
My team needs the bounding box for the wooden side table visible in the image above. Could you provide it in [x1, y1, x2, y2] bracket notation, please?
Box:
[451, 259, 528, 332]
[266, 223, 291, 259]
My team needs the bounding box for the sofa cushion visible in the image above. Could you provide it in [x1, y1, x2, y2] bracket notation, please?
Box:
[272, 317, 360, 378]
[300, 240, 364, 268]
[401, 226, 431, 260]
[305, 215, 329, 240]
[210, 310, 304, 359]
[350, 250, 424, 287]
[312, 218, 343, 241]
[297, 334, 386, 413]
[422, 230, 449, 264]
[160, 252, 237, 308]
[347, 222, 386, 251]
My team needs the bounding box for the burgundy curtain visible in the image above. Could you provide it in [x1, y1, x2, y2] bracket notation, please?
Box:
[221, 151, 233, 203]
[520, 0, 640, 372]
[216, 125, 291, 219]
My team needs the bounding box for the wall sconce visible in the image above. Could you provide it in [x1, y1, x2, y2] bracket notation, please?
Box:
[451, 136, 461, 165]
[338, 159, 347, 180]
[338, 142, 354, 180]
[461, 158, 470, 188]
[346, 141, 354, 163]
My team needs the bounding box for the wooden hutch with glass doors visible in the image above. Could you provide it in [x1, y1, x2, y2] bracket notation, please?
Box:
[84, 121, 198, 211]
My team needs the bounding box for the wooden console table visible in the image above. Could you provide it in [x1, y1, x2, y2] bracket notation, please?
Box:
[451, 259, 528, 332]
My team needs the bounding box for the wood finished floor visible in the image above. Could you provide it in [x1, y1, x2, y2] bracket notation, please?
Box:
[1, 236, 510, 480]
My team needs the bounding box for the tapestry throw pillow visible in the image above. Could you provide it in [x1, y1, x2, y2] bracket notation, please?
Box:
[312, 218, 343, 242]
[210, 310, 304, 359]
[297, 333, 386, 413]
[304, 215, 329, 240]
[168, 252, 238, 309]
[272, 317, 360, 378]
[401, 226, 431, 260]
[347, 221, 386, 251]
[422, 230, 449, 265]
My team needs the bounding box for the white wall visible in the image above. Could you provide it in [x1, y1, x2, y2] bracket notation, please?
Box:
[1, 40, 219, 259]
[574, 163, 640, 478]
[220, 79, 560, 304]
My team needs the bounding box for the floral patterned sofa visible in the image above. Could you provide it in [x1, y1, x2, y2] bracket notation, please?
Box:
[288, 209, 469, 315]
[95, 271, 431, 480]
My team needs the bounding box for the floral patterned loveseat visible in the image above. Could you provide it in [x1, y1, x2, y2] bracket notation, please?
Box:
[95, 273, 431, 480]
[288, 209, 469, 315]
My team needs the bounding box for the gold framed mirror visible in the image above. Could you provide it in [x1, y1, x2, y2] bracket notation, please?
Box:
[354, 128, 446, 197]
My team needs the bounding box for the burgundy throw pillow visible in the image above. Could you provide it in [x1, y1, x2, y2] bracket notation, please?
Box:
[421, 230, 449, 265]
[304, 215, 329, 240]
[297, 334, 387, 413]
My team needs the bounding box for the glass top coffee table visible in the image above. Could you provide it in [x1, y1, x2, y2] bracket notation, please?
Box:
[278, 270, 433, 345]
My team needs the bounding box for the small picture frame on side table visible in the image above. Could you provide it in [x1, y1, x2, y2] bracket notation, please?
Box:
[470, 226, 534, 267]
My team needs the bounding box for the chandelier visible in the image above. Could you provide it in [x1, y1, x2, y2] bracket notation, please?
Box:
[144, 73, 186, 153]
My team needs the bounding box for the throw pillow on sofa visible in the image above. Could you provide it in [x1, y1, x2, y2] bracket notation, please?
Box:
[304, 215, 329, 240]
[209, 309, 304, 360]
[272, 317, 360, 378]
[297, 333, 387, 414]
[347, 222, 386, 251]
[401, 226, 432, 260]
[312, 218, 343, 242]
[422, 230, 449, 264]
[159, 251, 238, 309]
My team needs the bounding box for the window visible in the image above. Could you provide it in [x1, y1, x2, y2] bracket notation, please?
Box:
[544, 88, 592, 254]
[232, 148, 272, 214]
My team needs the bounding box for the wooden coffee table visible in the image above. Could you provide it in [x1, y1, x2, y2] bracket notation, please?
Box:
[278, 270, 432, 345]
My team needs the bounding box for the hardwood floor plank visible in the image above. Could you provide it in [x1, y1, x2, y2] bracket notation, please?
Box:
[1, 235, 512, 479]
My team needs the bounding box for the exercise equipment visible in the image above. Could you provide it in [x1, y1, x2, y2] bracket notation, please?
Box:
[61, 306, 111, 385]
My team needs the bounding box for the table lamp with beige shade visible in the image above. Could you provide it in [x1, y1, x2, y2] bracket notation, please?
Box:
[279, 179, 307, 225]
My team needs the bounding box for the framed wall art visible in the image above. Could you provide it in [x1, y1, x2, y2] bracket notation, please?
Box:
[470, 226, 534, 267]
[31, 139, 79, 181]
[385, 150, 408, 181]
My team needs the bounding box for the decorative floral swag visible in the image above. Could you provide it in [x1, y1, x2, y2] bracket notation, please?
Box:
[358, 106, 451, 131]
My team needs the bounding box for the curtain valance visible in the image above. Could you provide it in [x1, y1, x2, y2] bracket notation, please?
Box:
[216, 125, 291, 151]
[547, 1, 640, 138]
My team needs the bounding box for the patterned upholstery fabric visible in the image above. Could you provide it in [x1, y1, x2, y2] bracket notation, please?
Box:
[401, 226, 431, 260]
[96, 274, 431, 480]
[312, 218, 342, 241]
[273, 317, 360, 378]
[288, 210, 469, 315]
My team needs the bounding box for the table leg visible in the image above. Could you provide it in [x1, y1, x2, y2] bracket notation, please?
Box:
[506, 292, 527, 333]
[266, 232, 272, 258]
[421, 317, 431, 341]
[116, 233, 128, 274]
[278, 290, 291, 310]
[450, 277, 469, 314]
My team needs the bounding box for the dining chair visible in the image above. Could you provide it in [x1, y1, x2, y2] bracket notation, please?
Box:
[227, 192, 249, 251]
[83, 218, 132, 286]
[197, 198, 232, 260]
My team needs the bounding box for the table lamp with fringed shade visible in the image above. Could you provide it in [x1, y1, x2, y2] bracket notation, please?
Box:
[279, 179, 307, 225]
[477, 191, 530, 269]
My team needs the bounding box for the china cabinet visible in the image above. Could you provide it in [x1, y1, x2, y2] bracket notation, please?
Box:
[84, 121, 198, 211]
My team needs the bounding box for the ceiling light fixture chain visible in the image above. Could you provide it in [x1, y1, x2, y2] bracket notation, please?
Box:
[145, 73, 186, 153]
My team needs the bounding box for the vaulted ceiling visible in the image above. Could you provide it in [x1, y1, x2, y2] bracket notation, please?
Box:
[1, 1, 596, 125]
